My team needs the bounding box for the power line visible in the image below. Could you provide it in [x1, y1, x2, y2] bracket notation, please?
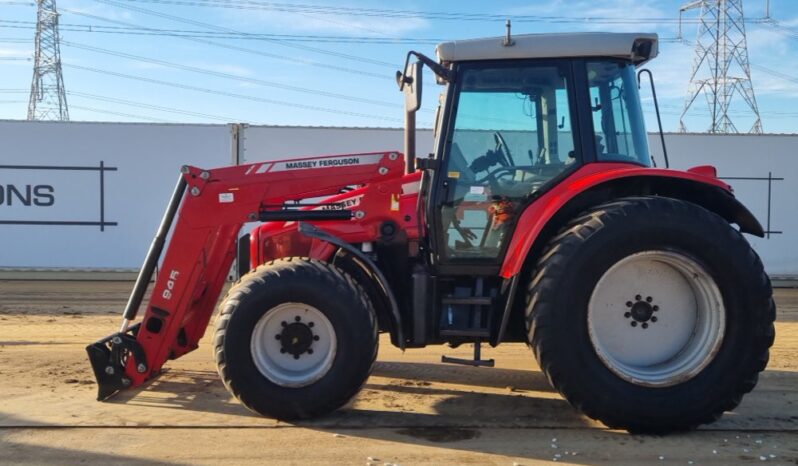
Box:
[113, 0, 773, 24]
[91, 0, 398, 67]
[69, 104, 174, 122]
[113, 0, 684, 22]
[0, 37, 33, 43]
[0, 19, 442, 43]
[61, 40, 402, 109]
[63, 62, 405, 122]
[751, 63, 798, 85]
[55, 9, 396, 81]
[67, 90, 242, 121]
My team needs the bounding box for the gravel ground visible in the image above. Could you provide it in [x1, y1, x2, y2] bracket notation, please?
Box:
[0, 280, 796, 465]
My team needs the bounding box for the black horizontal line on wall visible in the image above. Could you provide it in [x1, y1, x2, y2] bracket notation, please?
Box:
[0, 164, 118, 171]
[0, 221, 119, 226]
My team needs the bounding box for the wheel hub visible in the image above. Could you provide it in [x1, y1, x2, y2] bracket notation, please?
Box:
[631, 301, 653, 321]
[278, 321, 315, 358]
[250, 303, 336, 388]
[624, 295, 660, 328]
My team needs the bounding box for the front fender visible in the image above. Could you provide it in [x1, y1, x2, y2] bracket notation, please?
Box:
[500, 163, 764, 279]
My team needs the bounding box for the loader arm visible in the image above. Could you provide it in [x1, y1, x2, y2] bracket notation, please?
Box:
[87, 151, 405, 400]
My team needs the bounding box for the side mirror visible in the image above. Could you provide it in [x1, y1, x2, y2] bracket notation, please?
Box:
[396, 61, 422, 113]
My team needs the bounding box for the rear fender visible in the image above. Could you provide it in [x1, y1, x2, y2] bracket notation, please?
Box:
[500, 163, 764, 279]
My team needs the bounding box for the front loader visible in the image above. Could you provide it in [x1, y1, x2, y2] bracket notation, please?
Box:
[88, 31, 775, 433]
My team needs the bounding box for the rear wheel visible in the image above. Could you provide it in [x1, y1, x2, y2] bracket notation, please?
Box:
[214, 257, 377, 420]
[526, 197, 775, 433]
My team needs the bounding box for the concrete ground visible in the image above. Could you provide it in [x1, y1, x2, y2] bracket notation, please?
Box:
[0, 280, 796, 465]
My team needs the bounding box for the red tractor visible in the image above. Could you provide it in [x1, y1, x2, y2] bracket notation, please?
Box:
[88, 32, 775, 433]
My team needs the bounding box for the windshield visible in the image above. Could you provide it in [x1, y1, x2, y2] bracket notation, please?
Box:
[587, 61, 650, 165]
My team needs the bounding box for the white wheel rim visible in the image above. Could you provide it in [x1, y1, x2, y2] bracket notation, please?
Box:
[250, 302, 336, 388]
[587, 250, 725, 387]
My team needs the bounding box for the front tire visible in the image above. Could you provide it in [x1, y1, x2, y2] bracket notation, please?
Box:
[214, 257, 378, 420]
[526, 197, 775, 433]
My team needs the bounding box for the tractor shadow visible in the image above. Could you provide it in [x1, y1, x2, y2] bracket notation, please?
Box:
[108, 361, 569, 424]
[102, 363, 798, 463]
[108, 369, 259, 418]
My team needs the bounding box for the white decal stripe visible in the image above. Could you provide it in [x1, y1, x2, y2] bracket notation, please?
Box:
[402, 180, 421, 194]
[254, 163, 272, 174]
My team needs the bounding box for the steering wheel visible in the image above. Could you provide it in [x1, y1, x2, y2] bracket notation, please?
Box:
[493, 132, 513, 167]
[479, 165, 545, 194]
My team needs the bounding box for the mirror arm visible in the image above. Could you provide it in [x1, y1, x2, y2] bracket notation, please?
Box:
[398, 51, 454, 90]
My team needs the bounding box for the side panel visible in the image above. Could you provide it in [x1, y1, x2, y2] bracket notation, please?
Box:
[251, 171, 423, 265]
[500, 163, 735, 278]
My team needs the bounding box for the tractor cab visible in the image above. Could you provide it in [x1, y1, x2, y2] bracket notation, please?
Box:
[395, 32, 660, 357]
[409, 32, 657, 270]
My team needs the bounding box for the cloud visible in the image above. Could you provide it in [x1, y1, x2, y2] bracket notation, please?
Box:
[505, 0, 676, 34]
[0, 47, 32, 58]
[185, 62, 254, 77]
[59, 0, 134, 22]
[219, 2, 429, 37]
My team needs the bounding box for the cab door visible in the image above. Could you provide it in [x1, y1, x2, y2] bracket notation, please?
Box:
[428, 60, 583, 273]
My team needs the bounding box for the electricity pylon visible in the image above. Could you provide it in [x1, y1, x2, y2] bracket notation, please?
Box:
[679, 0, 762, 133]
[27, 0, 69, 121]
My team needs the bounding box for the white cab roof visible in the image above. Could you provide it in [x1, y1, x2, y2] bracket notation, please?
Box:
[436, 32, 658, 65]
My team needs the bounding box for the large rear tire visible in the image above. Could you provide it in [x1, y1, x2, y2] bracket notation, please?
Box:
[214, 257, 378, 420]
[526, 197, 775, 433]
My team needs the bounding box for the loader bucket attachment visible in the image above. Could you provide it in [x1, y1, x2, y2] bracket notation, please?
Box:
[86, 323, 149, 401]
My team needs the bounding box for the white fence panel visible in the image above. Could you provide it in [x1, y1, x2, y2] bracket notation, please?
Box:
[0, 121, 233, 269]
[0, 122, 794, 277]
[657, 134, 796, 277]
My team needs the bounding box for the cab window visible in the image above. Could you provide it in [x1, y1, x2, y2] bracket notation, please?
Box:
[587, 61, 651, 165]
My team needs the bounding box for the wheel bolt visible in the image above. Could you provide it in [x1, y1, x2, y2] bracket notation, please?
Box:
[281, 321, 287, 327]
[295, 316, 301, 322]
[635, 294, 641, 301]
[642, 323, 649, 329]
[624, 312, 631, 318]
[631, 321, 638, 327]
[651, 316, 658, 322]
[646, 296, 653, 303]
[275, 334, 281, 340]
[308, 349, 314, 354]
[653, 305, 659, 312]
[280, 348, 286, 353]
[626, 301, 633, 308]
[293, 354, 300, 360]
[308, 322, 314, 328]
[313, 335, 320, 341]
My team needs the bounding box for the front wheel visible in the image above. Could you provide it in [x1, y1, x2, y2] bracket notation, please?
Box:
[214, 257, 378, 420]
[526, 197, 775, 433]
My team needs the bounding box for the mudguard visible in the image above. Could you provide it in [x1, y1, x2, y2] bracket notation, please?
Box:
[500, 163, 765, 279]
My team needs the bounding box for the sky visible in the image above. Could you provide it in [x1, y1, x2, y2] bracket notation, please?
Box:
[1, 0, 797, 133]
